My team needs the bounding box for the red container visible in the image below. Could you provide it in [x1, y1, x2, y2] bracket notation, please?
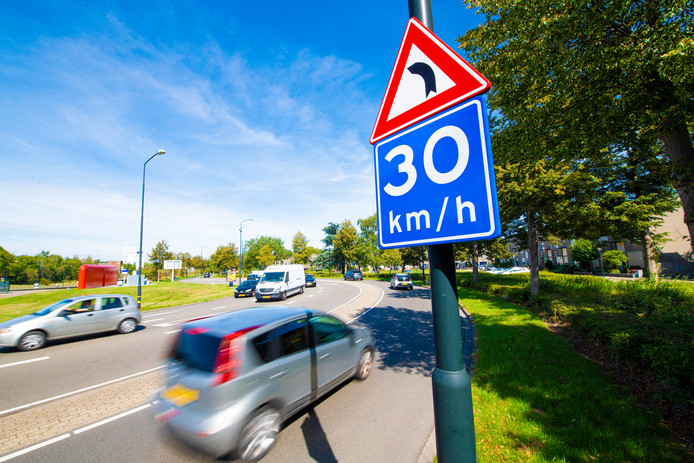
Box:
[78, 264, 118, 289]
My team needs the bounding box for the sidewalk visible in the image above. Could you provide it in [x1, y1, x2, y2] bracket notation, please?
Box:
[0, 371, 160, 457]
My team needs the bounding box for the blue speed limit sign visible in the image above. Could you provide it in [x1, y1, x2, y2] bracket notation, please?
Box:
[373, 96, 500, 249]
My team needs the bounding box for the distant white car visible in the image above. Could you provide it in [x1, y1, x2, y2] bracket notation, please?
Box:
[390, 273, 413, 290]
[498, 267, 530, 275]
[485, 267, 505, 274]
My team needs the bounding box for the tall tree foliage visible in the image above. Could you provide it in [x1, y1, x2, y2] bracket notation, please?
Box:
[332, 220, 359, 272]
[357, 214, 380, 270]
[459, 0, 694, 247]
[209, 243, 239, 273]
[149, 240, 172, 271]
[291, 232, 310, 265]
[243, 236, 290, 270]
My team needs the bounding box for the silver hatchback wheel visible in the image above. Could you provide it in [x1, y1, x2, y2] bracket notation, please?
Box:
[117, 318, 137, 334]
[238, 406, 281, 462]
[18, 331, 46, 351]
[355, 348, 373, 380]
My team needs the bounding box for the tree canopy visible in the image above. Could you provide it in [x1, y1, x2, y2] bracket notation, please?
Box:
[209, 243, 239, 273]
[459, 0, 694, 246]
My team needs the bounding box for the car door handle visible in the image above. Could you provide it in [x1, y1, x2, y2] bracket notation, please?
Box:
[319, 353, 331, 360]
[87, 313, 94, 317]
[269, 370, 288, 380]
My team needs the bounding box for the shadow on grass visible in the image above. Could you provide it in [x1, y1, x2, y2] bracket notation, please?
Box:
[460, 288, 688, 462]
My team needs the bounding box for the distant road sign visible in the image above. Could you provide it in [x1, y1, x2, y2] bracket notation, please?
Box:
[163, 260, 182, 270]
[370, 17, 491, 144]
[374, 97, 500, 248]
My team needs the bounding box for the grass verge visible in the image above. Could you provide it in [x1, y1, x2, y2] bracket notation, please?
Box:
[461, 287, 691, 462]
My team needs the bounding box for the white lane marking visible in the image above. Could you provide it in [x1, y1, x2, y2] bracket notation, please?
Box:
[143, 309, 181, 317]
[0, 434, 71, 462]
[74, 404, 151, 434]
[165, 330, 180, 335]
[210, 306, 225, 310]
[0, 356, 50, 369]
[141, 317, 165, 323]
[347, 286, 385, 324]
[0, 404, 153, 461]
[0, 365, 164, 416]
[153, 312, 221, 327]
[327, 285, 363, 314]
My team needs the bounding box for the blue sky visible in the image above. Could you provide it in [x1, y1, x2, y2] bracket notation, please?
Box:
[0, 1, 484, 262]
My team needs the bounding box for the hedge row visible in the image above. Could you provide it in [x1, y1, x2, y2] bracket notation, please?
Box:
[458, 272, 694, 404]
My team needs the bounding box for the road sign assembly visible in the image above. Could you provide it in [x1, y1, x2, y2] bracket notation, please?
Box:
[371, 16, 498, 250]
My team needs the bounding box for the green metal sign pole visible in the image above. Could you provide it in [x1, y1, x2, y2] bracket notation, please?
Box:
[406, 1, 477, 461]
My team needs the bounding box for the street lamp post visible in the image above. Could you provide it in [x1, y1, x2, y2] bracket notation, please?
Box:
[198, 245, 206, 278]
[239, 219, 254, 280]
[137, 149, 165, 309]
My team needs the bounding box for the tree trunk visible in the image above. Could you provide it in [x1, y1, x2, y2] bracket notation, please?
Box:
[527, 210, 540, 294]
[660, 114, 694, 253]
[640, 229, 659, 280]
[472, 242, 479, 282]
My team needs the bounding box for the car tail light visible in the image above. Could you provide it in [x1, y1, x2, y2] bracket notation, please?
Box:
[155, 409, 180, 422]
[210, 325, 260, 387]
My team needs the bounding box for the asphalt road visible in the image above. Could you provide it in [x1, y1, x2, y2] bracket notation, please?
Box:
[0, 279, 437, 462]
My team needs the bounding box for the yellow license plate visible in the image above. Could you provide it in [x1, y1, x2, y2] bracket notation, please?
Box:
[162, 383, 199, 407]
[263, 296, 270, 299]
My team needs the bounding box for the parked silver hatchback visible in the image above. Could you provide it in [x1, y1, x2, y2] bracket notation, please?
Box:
[154, 306, 374, 461]
[0, 294, 141, 351]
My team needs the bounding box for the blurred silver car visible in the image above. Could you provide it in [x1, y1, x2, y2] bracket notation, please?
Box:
[0, 294, 141, 351]
[154, 306, 374, 461]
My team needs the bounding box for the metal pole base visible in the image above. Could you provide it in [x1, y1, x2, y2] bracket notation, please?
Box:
[432, 367, 477, 462]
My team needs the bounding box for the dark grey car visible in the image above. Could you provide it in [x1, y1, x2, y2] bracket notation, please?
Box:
[154, 306, 374, 461]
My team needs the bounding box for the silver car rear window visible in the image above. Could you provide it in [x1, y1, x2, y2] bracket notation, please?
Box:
[173, 330, 222, 372]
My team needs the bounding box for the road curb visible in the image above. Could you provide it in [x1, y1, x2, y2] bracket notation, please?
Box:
[418, 426, 436, 463]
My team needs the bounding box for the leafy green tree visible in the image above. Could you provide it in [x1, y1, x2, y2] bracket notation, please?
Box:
[333, 220, 359, 272]
[400, 246, 426, 272]
[209, 243, 239, 273]
[149, 241, 172, 272]
[321, 222, 340, 248]
[571, 239, 600, 270]
[244, 236, 290, 270]
[602, 250, 629, 271]
[313, 249, 334, 271]
[357, 214, 380, 270]
[458, 0, 694, 248]
[292, 232, 311, 265]
[257, 244, 275, 268]
[380, 248, 402, 270]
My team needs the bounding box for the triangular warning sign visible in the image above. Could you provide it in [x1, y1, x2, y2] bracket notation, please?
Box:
[370, 17, 491, 144]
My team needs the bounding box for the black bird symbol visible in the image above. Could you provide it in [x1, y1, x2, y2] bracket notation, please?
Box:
[407, 62, 437, 97]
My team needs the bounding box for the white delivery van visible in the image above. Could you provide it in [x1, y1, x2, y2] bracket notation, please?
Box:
[247, 270, 264, 281]
[255, 264, 306, 302]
